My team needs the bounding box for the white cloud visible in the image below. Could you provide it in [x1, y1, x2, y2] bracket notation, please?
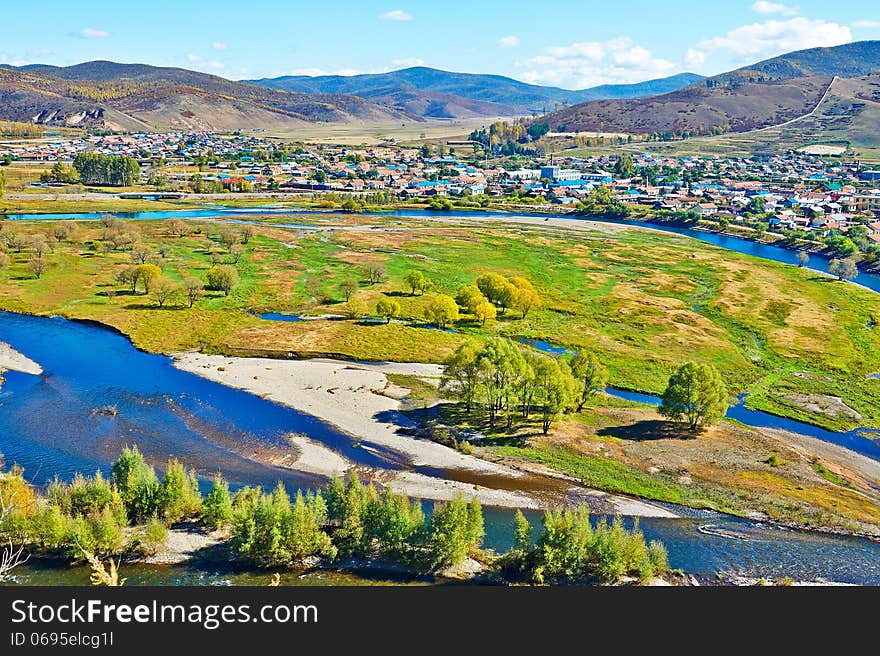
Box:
[187, 53, 203, 63]
[697, 17, 852, 63]
[498, 35, 520, 49]
[203, 60, 225, 71]
[853, 20, 880, 28]
[684, 48, 706, 68]
[390, 57, 424, 68]
[379, 10, 413, 21]
[751, 1, 797, 15]
[212, 42, 228, 51]
[79, 27, 110, 39]
[519, 37, 677, 89]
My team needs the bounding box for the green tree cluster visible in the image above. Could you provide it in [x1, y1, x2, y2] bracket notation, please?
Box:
[506, 508, 668, 584]
[443, 338, 579, 433]
[73, 154, 140, 186]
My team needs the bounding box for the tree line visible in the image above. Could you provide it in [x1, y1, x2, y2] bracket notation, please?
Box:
[0, 448, 669, 584]
[444, 335, 728, 435]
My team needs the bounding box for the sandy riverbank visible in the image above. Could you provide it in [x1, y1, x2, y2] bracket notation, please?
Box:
[0, 341, 42, 376]
[171, 353, 676, 517]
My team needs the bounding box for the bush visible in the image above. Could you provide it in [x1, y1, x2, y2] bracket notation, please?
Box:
[523, 509, 665, 584]
[425, 496, 483, 571]
[47, 472, 126, 524]
[111, 446, 162, 523]
[159, 459, 201, 523]
[136, 516, 168, 556]
[230, 484, 336, 567]
[202, 476, 233, 530]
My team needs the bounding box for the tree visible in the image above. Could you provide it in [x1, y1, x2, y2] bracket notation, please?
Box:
[828, 257, 859, 282]
[376, 298, 401, 324]
[405, 271, 429, 296]
[660, 362, 728, 432]
[116, 265, 140, 293]
[130, 244, 151, 264]
[513, 510, 532, 553]
[474, 300, 497, 326]
[442, 342, 482, 413]
[136, 264, 162, 294]
[570, 352, 608, 412]
[476, 273, 509, 306]
[73, 154, 139, 186]
[182, 278, 205, 308]
[797, 251, 810, 268]
[339, 279, 358, 302]
[344, 294, 369, 320]
[510, 277, 541, 319]
[205, 265, 239, 296]
[425, 496, 484, 571]
[110, 445, 161, 523]
[159, 459, 201, 523]
[28, 257, 47, 279]
[229, 244, 243, 264]
[455, 285, 486, 314]
[424, 294, 460, 329]
[533, 357, 576, 435]
[167, 219, 190, 238]
[151, 278, 179, 308]
[366, 264, 386, 285]
[614, 154, 636, 178]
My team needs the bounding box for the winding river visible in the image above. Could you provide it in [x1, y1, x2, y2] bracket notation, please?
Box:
[2, 206, 880, 584]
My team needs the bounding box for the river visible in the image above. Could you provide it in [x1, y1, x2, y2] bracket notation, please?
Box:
[1, 312, 879, 585]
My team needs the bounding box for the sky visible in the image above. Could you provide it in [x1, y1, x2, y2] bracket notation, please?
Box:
[1, 1, 878, 89]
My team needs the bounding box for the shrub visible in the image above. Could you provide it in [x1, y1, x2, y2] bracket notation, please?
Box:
[425, 496, 483, 571]
[230, 484, 336, 567]
[202, 476, 233, 530]
[111, 446, 162, 523]
[137, 516, 168, 556]
[159, 459, 201, 523]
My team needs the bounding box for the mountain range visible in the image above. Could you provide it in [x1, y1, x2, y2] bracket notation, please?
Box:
[536, 41, 880, 137]
[0, 61, 703, 130]
[248, 68, 704, 118]
[1, 40, 879, 140]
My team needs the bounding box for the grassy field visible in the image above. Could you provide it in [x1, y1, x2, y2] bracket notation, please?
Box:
[479, 402, 880, 534]
[257, 116, 507, 146]
[1, 213, 879, 432]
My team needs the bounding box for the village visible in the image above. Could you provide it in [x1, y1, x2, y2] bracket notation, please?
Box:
[3, 130, 880, 249]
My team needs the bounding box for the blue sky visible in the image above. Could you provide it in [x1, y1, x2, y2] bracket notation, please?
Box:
[1, 1, 878, 88]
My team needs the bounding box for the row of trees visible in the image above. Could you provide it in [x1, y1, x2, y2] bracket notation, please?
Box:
[115, 263, 239, 307]
[339, 271, 543, 330]
[504, 508, 668, 584]
[0, 451, 670, 584]
[443, 338, 607, 433]
[444, 335, 728, 435]
[0, 448, 485, 574]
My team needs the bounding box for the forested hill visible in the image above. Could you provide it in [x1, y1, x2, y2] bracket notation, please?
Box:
[0, 62, 411, 131]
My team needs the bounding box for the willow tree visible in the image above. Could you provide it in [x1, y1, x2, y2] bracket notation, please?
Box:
[660, 362, 728, 432]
